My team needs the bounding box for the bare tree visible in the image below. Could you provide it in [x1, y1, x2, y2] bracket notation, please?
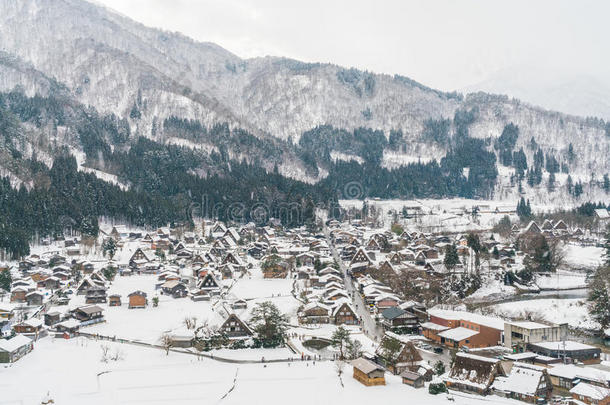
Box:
[183, 316, 198, 330]
[100, 344, 111, 363]
[335, 360, 345, 388]
[109, 348, 125, 362]
[160, 333, 173, 356]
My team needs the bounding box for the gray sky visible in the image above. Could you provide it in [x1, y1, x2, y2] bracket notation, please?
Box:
[96, 0, 609, 92]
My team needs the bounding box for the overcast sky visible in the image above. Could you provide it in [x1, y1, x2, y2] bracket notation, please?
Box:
[95, 0, 609, 91]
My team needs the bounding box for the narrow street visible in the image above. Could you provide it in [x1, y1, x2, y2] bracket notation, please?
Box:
[323, 225, 384, 342]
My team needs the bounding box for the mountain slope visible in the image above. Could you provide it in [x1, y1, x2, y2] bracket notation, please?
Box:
[0, 0, 608, 192]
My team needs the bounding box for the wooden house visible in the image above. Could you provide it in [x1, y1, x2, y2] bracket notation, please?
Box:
[376, 338, 422, 375]
[349, 248, 372, 267]
[444, 353, 505, 395]
[41, 276, 61, 290]
[197, 273, 221, 293]
[231, 299, 247, 310]
[351, 357, 385, 386]
[73, 305, 104, 322]
[492, 362, 552, 403]
[332, 301, 359, 325]
[10, 287, 28, 303]
[219, 263, 235, 280]
[0, 335, 33, 363]
[13, 318, 44, 336]
[220, 314, 253, 338]
[299, 302, 330, 324]
[380, 307, 419, 333]
[85, 287, 107, 304]
[128, 291, 147, 308]
[44, 312, 61, 326]
[400, 370, 425, 388]
[25, 291, 44, 306]
[76, 278, 98, 295]
[160, 280, 187, 297]
[109, 294, 122, 307]
[262, 258, 290, 279]
[570, 382, 610, 405]
[129, 248, 151, 268]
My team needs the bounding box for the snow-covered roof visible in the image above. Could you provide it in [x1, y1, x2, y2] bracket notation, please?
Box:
[594, 209, 609, 219]
[428, 309, 504, 330]
[437, 327, 479, 341]
[57, 319, 81, 329]
[507, 321, 552, 330]
[492, 362, 546, 396]
[351, 357, 384, 374]
[419, 322, 450, 332]
[456, 352, 500, 363]
[549, 364, 610, 384]
[530, 340, 596, 351]
[570, 382, 610, 400]
[0, 334, 32, 352]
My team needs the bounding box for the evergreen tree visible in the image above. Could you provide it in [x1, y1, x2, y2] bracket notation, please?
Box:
[547, 172, 556, 192]
[567, 143, 575, 163]
[331, 326, 352, 360]
[517, 197, 532, 220]
[588, 264, 610, 330]
[379, 337, 403, 369]
[604, 174, 609, 193]
[574, 182, 584, 197]
[0, 270, 11, 292]
[567, 175, 573, 195]
[434, 360, 446, 376]
[250, 301, 288, 347]
[443, 244, 460, 271]
[102, 238, 117, 259]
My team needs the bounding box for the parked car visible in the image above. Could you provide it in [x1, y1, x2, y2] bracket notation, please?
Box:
[433, 347, 443, 354]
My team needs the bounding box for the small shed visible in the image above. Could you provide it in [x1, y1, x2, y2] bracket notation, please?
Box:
[109, 295, 122, 307]
[400, 370, 424, 388]
[351, 357, 386, 386]
[128, 291, 147, 308]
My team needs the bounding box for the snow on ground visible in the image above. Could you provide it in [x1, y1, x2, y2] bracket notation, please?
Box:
[535, 270, 587, 290]
[206, 347, 294, 361]
[80, 167, 129, 190]
[165, 137, 219, 154]
[563, 244, 605, 270]
[1, 337, 529, 405]
[330, 151, 364, 164]
[490, 298, 598, 330]
[79, 275, 219, 344]
[467, 277, 516, 301]
[381, 151, 434, 169]
[339, 198, 519, 232]
[70, 147, 129, 190]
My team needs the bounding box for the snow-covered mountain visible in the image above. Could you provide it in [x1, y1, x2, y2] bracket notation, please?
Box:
[462, 67, 610, 121]
[0, 0, 608, 193]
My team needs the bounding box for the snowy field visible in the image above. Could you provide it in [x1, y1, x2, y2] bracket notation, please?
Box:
[535, 270, 587, 290]
[563, 244, 605, 270]
[489, 298, 597, 330]
[0, 338, 529, 405]
[339, 198, 519, 232]
[75, 267, 301, 345]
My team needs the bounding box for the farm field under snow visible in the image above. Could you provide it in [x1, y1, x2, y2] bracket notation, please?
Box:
[489, 298, 597, 330]
[563, 244, 606, 270]
[0, 338, 529, 405]
[76, 268, 301, 345]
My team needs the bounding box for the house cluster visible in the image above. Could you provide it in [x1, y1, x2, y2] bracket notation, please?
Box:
[441, 351, 610, 404]
[297, 265, 359, 326]
[516, 219, 596, 245]
[328, 220, 519, 293]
